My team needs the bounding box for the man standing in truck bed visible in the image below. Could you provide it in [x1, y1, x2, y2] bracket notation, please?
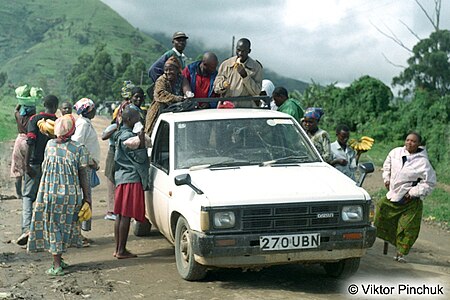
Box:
[214, 38, 263, 107]
[148, 31, 189, 83]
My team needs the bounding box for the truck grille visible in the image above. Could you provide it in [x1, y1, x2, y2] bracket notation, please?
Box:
[241, 203, 340, 232]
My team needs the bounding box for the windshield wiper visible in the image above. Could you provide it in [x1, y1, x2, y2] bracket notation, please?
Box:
[208, 160, 251, 168]
[189, 160, 252, 171]
[260, 155, 310, 166]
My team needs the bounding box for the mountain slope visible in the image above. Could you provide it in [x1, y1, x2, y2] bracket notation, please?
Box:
[0, 0, 163, 96]
[1, 0, 308, 98]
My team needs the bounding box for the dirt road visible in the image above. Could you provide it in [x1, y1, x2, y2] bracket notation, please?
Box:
[0, 116, 449, 299]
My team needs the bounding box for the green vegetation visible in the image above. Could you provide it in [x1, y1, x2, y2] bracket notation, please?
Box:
[393, 29, 450, 96]
[0, 96, 17, 141]
[423, 188, 450, 224]
[0, 0, 162, 97]
[0, 0, 309, 141]
[0, 0, 448, 224]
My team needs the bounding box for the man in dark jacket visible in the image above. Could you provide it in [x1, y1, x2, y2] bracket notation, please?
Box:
[182, 52, 219, 108]
[148, 31, 188, 83]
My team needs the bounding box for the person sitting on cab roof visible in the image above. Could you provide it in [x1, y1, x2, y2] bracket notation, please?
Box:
[145, 56, 191, 134]
[213, 38, 263, 107]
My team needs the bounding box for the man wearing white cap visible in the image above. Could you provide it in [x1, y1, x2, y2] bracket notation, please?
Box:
[148, 31, 189, 83]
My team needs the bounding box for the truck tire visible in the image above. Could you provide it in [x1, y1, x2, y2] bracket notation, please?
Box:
[323, 257, 360, 279]
[175, 217, 207, 281]
[132, 219, 152, 237]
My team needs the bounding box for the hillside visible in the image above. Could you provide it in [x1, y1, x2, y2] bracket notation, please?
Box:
[0, 1, 308, 99]
[0, 0, 163, 96]
[0, 0, 309, 141]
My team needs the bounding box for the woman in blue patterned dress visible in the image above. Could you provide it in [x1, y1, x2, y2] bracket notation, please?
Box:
[27, 114, 91, 276]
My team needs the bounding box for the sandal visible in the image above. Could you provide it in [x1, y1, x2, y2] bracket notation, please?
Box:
[60, 259, 70, 269]
[82, 238, 90, 248]
[46, 266, 65, 276]
[397, 256, 407, 263]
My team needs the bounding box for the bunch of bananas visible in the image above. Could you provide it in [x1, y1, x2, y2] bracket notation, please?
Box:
[78, 202, 92, 222]
[37, 118, 55, 137]
[349, 136, 374, 152]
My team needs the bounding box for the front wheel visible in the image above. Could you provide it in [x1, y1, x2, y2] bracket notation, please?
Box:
[175, 217, 207, 281]
[323, 257, 360, 279]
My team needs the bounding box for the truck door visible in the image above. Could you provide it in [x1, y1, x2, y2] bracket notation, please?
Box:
[150, 121, 172, 239]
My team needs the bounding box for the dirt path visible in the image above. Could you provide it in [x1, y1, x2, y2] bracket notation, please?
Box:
[0, 116, 449, 299]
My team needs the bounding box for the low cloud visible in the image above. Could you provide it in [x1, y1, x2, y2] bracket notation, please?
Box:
[101, 0, 449, 86]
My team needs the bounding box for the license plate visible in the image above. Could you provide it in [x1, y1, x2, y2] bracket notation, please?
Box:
[260, 233, 320, 251]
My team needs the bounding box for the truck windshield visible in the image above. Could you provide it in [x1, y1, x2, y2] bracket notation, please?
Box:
[174, 118, 321, 169]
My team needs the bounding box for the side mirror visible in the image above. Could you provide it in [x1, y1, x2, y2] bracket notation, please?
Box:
[174, 174, 204, 195]
[357, 162, 375, 187]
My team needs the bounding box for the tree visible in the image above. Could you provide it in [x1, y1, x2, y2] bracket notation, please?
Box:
[299, 77, 392, 131]
[66, 44, 115, 101]
[393, 29, 450, 96]
[67, 46, 151, 103]
[342, 76, 393, 128]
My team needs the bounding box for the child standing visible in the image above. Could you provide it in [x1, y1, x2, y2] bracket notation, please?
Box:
[113, 105, 149, 259]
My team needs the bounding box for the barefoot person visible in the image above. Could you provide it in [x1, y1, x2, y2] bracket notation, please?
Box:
[374, 131, 436, 262]
[27, 114, 90, 276]
[114, 105, 149, 259]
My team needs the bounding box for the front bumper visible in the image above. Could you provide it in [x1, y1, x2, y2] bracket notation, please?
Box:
[190, 226, 376, 267]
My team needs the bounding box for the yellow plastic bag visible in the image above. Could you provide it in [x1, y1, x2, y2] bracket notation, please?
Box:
[78, 202, 92, 222]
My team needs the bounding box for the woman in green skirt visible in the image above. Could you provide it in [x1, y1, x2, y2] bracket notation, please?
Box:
[374, 132, 436, 262]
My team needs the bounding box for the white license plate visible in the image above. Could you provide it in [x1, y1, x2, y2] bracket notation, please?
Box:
[260, 233, 320, 251]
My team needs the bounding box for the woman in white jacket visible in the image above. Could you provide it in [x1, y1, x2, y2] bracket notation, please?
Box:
[374, 132, 436, 262]
[72, 98, 101, 238]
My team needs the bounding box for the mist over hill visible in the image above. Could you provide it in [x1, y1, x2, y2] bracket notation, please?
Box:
[0, 0, 307, 99]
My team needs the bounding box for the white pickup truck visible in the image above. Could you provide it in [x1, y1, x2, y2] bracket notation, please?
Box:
[138, 107, 376, 281]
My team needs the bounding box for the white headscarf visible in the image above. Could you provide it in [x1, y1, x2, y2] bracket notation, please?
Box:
[261, 79, 275, 97]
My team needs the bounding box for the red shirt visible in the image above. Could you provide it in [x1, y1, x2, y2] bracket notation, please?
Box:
[182, 67, 218, 99]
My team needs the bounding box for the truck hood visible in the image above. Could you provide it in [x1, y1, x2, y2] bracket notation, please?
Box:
[187, 163, 369, 206]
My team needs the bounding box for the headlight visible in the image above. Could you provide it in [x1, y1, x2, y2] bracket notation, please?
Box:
[342, 205, 363, 222]
[213, 211, 236, 229]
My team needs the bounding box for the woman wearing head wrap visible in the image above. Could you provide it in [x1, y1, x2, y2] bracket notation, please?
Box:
[72, 98, 100, 235]
[145, 56, 192, 134]
[302, 107, 332, 163]
[27, 114, 91, 276]
[259, 79, 277, 110]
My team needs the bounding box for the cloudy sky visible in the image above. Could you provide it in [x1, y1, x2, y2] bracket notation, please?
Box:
[101, 0, 449, 87]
